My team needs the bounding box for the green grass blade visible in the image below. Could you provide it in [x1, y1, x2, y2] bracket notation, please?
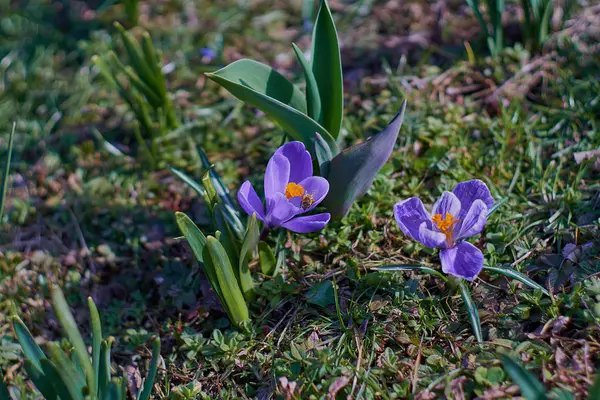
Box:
[11, 316, 46, 370]
[0, 370, 12, 400]
[108, 378, 125, 400]
[51, 285, 95, 397]
[314, 132, 333, 178]
[458, 280, 483, 345]
[175, 212, 207, 263]
[137, 337, 160, 400]
[40, 359, 80, 400]
[23, 360, 58, 400]
[114, 23, 160, 93]
[45, 343, 86, 395]
[238, 214, 259, 301]
[0, 122, 15, 223]
[501, 355, 548, 400]
[310, 0, 343, 138]
[466, 0, 490, 40]
[483, 266, 550, 297]
[203, 236, 250, 327]
[538, 0, 552, 44]
[373, 264, 448, 282]
[292, 43, 321, 122]
[97, 339, 113, 400]
[88, 297, 102, 396]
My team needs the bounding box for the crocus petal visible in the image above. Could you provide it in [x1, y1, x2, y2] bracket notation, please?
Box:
[419, 222, 447, 248]
[264, 153, 290, 200]
[432, 191, 461, 218]
[265, 193, 299, 228]
[455, 199, 488, 241]
[281, 213, 331, 233]
[440, 242, 484, 281]
[452, 180, 494, 219]
[393, 198, 432, 243]
[275, 141, 313, 184]
[237, 181, 265, 221]
[294, 176, 329, 212]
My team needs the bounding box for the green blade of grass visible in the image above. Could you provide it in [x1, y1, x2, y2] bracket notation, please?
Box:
[97, 339, 113, 400]
[483, 266, 550, 297]
[23, 360, 58, 400]
[40, 359, 80, 400]
[0, 122, 15, 223]
[292, 43, 321, 123]
[88, 297, 102, 395]
[458, 280, 483, 346]
[137, 337, 160, 400]
[11, 315, 46, 371]
[501, 355, 548, 400]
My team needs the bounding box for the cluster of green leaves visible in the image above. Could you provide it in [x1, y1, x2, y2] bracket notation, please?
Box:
[173, 166, 281, 328]
[207, 0, 407, 216]
[1, 285, 160, 399]
[93, 23, 178, 169]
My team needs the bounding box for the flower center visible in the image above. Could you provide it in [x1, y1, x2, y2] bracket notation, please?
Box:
[432, 213, 460, 244]
[285, 182, 305, 199]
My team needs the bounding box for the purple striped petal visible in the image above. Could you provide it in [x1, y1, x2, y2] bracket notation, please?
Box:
[440, 242, 484, 281]
[275, 141, 313, 184]
[432, 191, 461, 218]
[237, 181, 265, 221]
[281, 213, 331, 233]
[393, 198, 433, 245]
[419, 222, 447, 248]
[264, 153, 290, 200]
[455, 199, 488, 240]
[265, 192, 299, 228]
[452, 180, 494, 219]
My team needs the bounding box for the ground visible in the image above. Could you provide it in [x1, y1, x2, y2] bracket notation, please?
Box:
[0, 0, 599, 399]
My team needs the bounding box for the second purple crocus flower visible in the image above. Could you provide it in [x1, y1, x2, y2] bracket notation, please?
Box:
[394, 180, 494, 281]
[238, 142, 331, 233]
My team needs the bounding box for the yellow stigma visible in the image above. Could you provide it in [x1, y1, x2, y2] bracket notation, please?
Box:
[432, 213, 460, 239]
[285, 182, 305, 199]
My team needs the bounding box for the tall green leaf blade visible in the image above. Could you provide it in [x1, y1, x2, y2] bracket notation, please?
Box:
[0, 122, 15, 223]
[23, 360, 58, 400]
[238, 214, 259, 301]
[97, 339, 113, 400]
[175, 212, 207, 263]
[11, 316, 45, 370]
[206, 59, 307, 114]
[322, 101, 406, 216]
[292, 43, 321, 122]
[206, 64, 338, 154]
[458, 280, 483, 345]
[137, 338, 160, 400]
[501, 356, 548, 400]
[40, 359, 80, 400]
[203, 236, 250, 327]
[108, 378, 125, 400]
[310, 0, 343, 138]
[88, 297, 102, 396]
[51, 286, 95, 395]
[213, 203, 241, 275]
[314, 132, 333, 178]
[483, 266, 550, 297]
[114, 23, 160, 95]
[45, 343, 86, 395]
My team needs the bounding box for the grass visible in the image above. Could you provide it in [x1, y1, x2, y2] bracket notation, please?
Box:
[0, 0, 599, 399]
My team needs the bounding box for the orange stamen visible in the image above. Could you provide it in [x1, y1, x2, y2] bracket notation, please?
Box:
[432, 213, 460, 244]
[285, 182, 305, 199]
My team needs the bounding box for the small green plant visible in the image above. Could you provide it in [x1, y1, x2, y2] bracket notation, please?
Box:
[519, 0, 553, 52]
[5, 285, 161, 400]
[467, 0, 505, 56]
[93, 23, 178, 169]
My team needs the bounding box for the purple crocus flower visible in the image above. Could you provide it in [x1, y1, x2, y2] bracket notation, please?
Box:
[393, 180, 494, 281]
[237, 141, 331, 233]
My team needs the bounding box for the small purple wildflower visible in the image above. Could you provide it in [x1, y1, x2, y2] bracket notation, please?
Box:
[238, 142, 331, 233]
[393, 180, 494, 281]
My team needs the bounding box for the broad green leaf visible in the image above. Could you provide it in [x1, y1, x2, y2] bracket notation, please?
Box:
[213, 204, 242, 285]
[311, 0, 343, 138]
[23, 360, 58, 400]
[322, 101, 407, 216]
[292, 43, 321, 122]
[137, 337, 160, 400]
[314, 132, 333, 178]
[206, 59, 307, 114]
[305, 280, 334, 307]
[0, 122, 15, 223]
[0, 370, 12, 400]
[258, 241, 277, 276]
[51, 285, 95, 395]
[12, 316, 45, 370]
[501, 356, 548, 400]
[97, 339, 113, 400]
[458, 280, 483, 345]
[45, 343, 86, 397]
[88, 297, 102, 396]
[175, 212, 207, 263]
[206, 62, 338, 154]
[202, 236, 250, 326]
[40, 359, 80, 400]
[483, 266, 550, 297]
[373, 264, 448, 282]
[238, 214, 260, 301]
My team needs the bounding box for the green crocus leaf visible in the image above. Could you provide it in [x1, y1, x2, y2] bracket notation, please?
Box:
[323, 100, 407, 216]
[501, 356, 548, 400]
